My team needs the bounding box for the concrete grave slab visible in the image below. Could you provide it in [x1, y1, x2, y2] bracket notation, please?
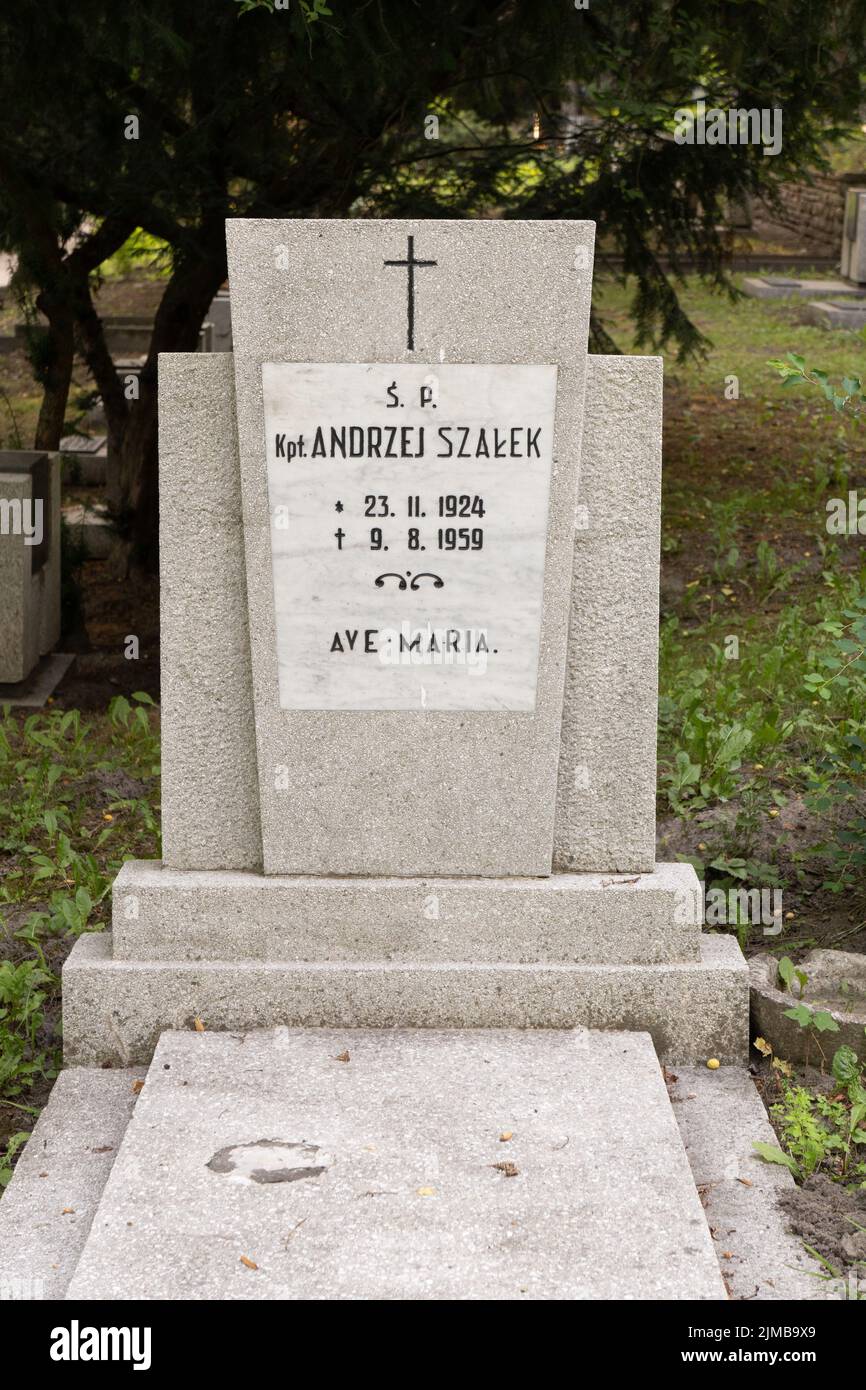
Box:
[66, 1028, 726, 1301]
[742, 275, 861, 300]
[0, 1068, 144, 1300]
[671, 1066, 827, 1300]
[804, 298, 866, 330]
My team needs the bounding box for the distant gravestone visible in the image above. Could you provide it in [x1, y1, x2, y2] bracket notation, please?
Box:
[0, 450, 60, 685]
[62, 218, 748, 1068]
[841, 187, 866, 284]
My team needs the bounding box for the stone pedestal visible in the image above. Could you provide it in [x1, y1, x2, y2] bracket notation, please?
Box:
[62, 282, 749, 1065]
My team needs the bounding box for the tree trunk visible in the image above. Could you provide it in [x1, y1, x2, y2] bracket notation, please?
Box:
[31, 287, 74, 452]
[120, 242, 228, 569]
[72, 270, 129, 477]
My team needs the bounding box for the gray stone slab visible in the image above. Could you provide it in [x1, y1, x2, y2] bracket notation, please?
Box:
[225, 218, 595, 877]
[66, 1028, 725, 1300]
[0, 651, 74, 708]
[62, 930, 747, 1066]
[741, 275, 860, 300]
[0, 1067, 143, 1300]
[158, 354, 262, 871]
[804, 298, 866, 330]
[110, 859, 701, 964]
[555, 355, 661, 872]
[670, 1066, 827, 1300]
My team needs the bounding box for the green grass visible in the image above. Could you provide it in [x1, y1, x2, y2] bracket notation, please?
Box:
[594, 272, 866, 394]
[0, 695, 160, 1168]
[595, 274, 866, 951]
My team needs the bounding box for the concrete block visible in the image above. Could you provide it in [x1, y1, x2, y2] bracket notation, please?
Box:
[750, 950, 866, 1062]
[0, 1068, 144, 1299]
[158, 354, 262, 871]
[110, 859, 702, 964]
[804, 297, 866, 330]
[555, 355, 661, 872]
[66, 1028, 725, 1300]
[62, 930, 748, 1067]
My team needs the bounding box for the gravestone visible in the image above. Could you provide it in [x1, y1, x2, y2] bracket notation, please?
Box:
[0, 450, 61, 685]
[62, 218, 747, 1066]
[206, 287, 232, 352]
[840, 187, 866, 283]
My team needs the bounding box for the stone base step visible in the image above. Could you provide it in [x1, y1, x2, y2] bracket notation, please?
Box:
[110, 859, 703, 965]
[0, 1067, 145, 1300]
[65, 1029, 726, 1301]
[62, 931, 748, 1066]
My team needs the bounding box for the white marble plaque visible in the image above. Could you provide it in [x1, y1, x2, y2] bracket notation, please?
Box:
[262, 362, 558, 711]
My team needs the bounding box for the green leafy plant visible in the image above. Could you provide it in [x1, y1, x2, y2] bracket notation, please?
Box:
[0, 1132, 31, 1189]
[754, 1036, 866, 1186]
[778, 956, 808, 998]
[0, 959, 54, 1101]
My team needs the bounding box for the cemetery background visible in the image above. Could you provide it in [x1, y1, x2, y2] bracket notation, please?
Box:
[1, 0, 866, 1297]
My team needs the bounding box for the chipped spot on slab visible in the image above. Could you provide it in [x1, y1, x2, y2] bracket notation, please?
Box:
[207, 1138, 330, 1185]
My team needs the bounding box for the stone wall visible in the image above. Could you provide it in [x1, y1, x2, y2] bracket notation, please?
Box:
[750, 172, 857, 257]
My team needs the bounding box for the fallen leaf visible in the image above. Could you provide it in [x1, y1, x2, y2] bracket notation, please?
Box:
[417, 1186, 437, 1197]
[737, 1178, 753, 1187]
[194, 1017, 205, 1033]
[61, 1208, 75, 1216]
[132, 1080, 145, 1095]
[91, 1146, 113, 1154]
[334, 1049, 350, 1063]
[492, 1161, 519, 1177]
[240, 1255, 258, 1270]
[499, 1131, 514, 1142]
[722, 1251, 734, 1260]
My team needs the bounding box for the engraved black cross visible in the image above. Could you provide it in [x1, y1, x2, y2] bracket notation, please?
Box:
[383, 235, 437, 352]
